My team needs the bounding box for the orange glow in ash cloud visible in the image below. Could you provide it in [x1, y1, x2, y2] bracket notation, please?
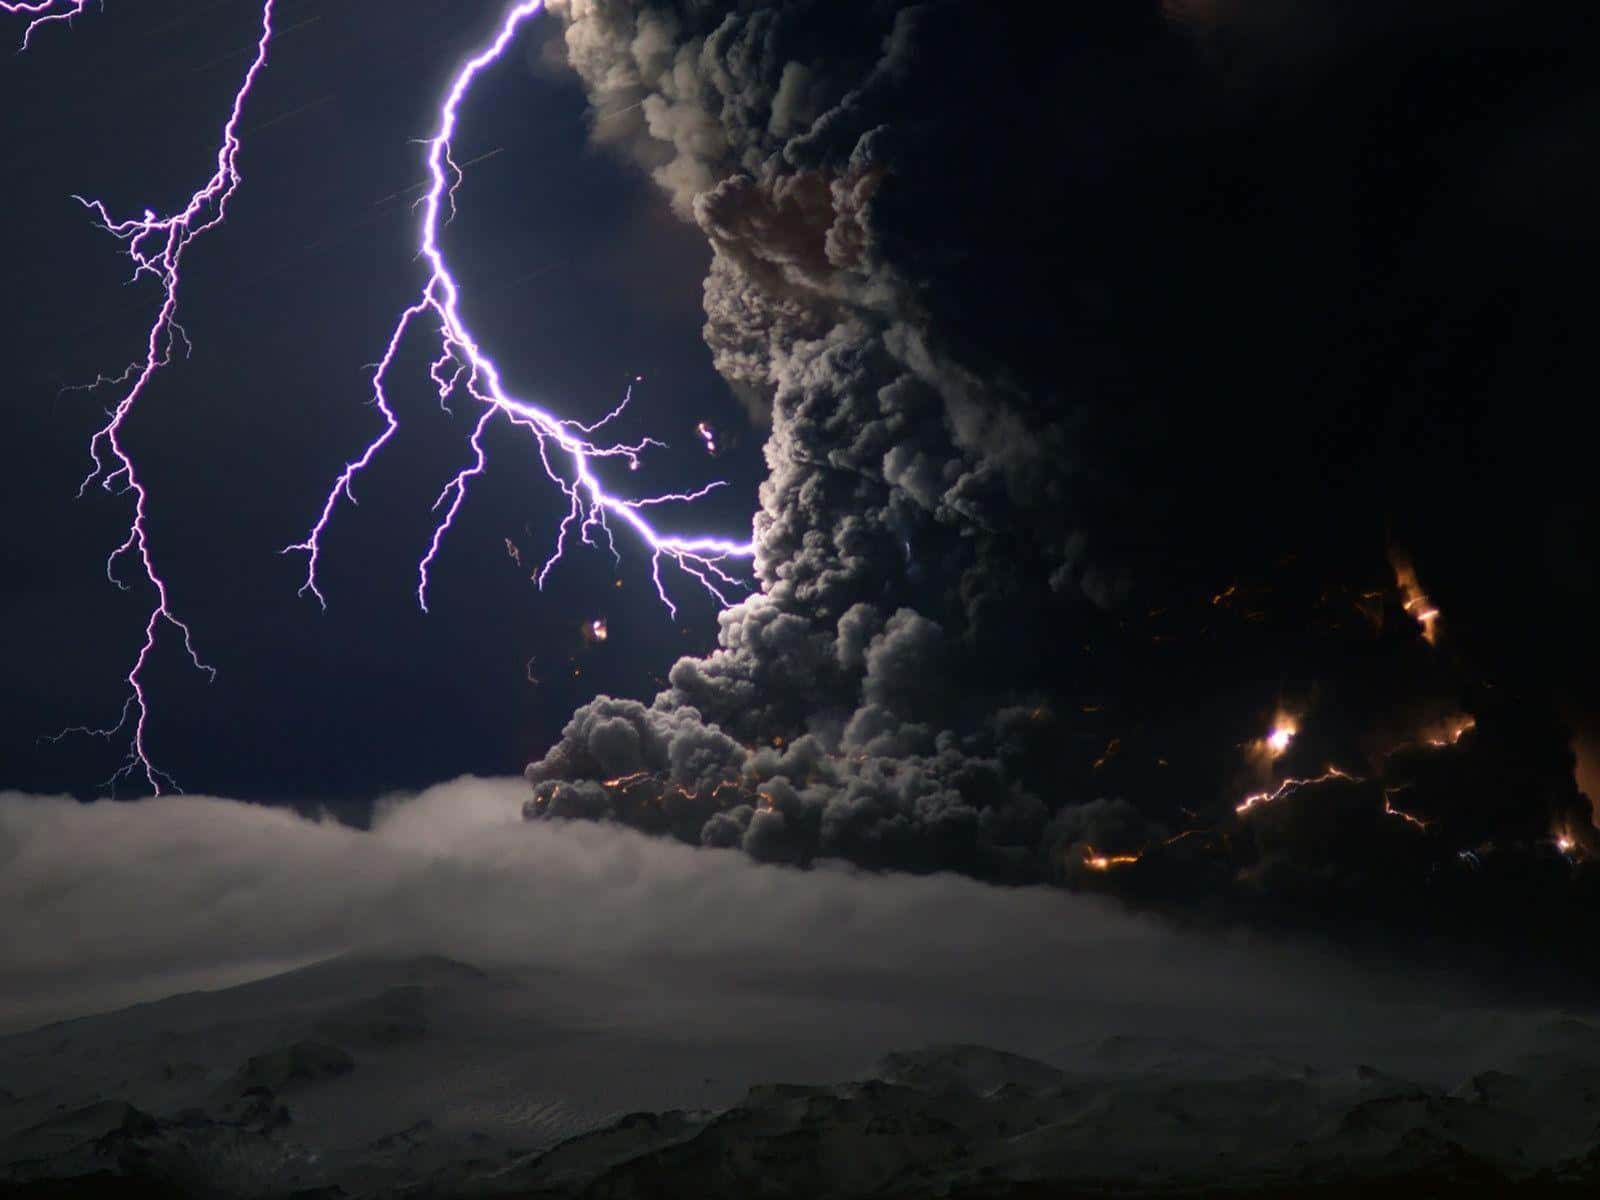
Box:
[1390, 553, 1439, 646]
[1082, 845, 1141, 871]
[1246, 711, 1300, 768]
[1424, 714, 1475, 748]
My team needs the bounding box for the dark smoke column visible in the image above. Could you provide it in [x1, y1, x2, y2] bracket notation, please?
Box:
[525, 0, 1118, 876]
[527, 0, 1599, 932]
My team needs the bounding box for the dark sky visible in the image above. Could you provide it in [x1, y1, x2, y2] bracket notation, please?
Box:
[0, 0, 761, 808]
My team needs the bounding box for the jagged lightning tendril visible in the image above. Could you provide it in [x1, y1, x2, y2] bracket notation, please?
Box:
[47, 0, 276, 794]
[2, 0, 90, 50]
[286, 0, 754, 619]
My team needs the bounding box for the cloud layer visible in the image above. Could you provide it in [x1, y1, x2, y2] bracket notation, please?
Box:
[0, 779, 1539, 1072]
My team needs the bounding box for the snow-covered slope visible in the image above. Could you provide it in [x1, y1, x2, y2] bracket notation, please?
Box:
[3, 957, 1598, 1197]
[0, 954, 679, 1196]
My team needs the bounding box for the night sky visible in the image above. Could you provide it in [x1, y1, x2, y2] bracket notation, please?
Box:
[3, 0, 1599, 982]
[2, 0, 761, 809]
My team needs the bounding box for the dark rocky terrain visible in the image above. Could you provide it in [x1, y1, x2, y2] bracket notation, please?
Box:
[3, 959, 1597, 1198]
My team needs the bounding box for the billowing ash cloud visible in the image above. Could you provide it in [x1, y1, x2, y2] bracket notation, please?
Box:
[532, 0, 1109, 878]
[527, 0, 1599, 950]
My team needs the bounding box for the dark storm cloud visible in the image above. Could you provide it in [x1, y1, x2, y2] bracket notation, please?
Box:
[529, 0, 1600, 963]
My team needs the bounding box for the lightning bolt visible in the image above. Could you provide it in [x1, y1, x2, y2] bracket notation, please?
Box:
[29, 0, 749, 795]
[286, 0, 755, 619]
[1236, 765, 1361, 815]
[1382, 785, 1430, 830]
[39, 1, 276, 793]
[2, 0, 90, 50]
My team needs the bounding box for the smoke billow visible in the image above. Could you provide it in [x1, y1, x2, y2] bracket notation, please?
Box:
[527, 0, 1600, 961]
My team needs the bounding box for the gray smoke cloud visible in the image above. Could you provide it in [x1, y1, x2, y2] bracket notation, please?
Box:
[527, 0, 1599, 966]
[530, 0, 1105, 876]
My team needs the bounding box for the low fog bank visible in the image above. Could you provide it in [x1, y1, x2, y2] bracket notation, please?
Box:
[1, 779, 1589, 1089]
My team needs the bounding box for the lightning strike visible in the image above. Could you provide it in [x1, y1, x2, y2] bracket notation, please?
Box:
[43, 0, 276, 794]
[287, 0, 754, 621]
[1236, 765, 1361, 815]
[2, 0, 89, 49]
[1382, 784, 1430, 830]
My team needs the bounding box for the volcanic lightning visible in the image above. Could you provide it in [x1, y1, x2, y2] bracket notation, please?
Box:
[1382, 784, 1430, 830]
[1244, 711, 1299, 768]
[41, 0, 276, 794]
[1236, 766, 1361, 815]
[2, 0, 89, 49]
[287, 0, 755, 619]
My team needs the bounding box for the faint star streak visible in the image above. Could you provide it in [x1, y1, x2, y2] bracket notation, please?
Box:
[286, 0, 754, 619]
[40, 0, 276, 794]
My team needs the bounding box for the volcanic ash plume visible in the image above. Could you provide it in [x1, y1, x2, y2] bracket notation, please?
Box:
[528, 0, 1108, 877]
[526, 0, 1598, 954]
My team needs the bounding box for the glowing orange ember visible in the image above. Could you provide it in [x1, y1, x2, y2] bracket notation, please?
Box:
[1424, 714, 1475, 748]
[1082, 844, 1140, 871]
[1390, 553, 1439, 645]
[1247, 712, 1300, 766]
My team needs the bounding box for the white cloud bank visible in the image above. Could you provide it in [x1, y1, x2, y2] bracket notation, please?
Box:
[0, 779, 1570, 1084]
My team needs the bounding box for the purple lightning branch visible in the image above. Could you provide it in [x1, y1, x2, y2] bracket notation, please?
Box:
[25, 0, 749, 796]
[2, 0, 90, 50]
[44, 0, 276, 793]
[285, 0, 754, 618]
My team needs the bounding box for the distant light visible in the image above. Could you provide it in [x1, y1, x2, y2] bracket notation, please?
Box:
[1082, 844, 1139, 871]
